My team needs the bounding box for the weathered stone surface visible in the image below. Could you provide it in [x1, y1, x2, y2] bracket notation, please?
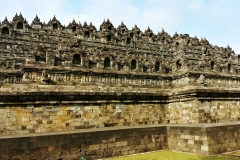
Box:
[0, 103, 168, 135]
[0, 125, 167, 159]
[1, 122, 240, 159]
[0, 14, 240, 135]
[1, 14, 240, 158]
[167, 122, 240, 155]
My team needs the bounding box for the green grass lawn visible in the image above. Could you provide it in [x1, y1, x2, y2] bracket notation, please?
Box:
[108, 150, 238, 160]
[234, 151, 240, 155]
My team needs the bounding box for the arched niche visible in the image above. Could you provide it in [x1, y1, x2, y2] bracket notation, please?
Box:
[53, 23, 58, 30]
[54, 57, 61, 66]
[35, 55, 40, 62]
[155, 62, 160, 72]
[165, 68, 170, 74]
[17, 22, 23, 29]
[118, 63, 124, 71]
[107, 35, 111, 41]
[72, 26, 76, 32]
[104, 57, 110, 69]
[35, 51, 46, 62]
[143, 66, 148, 72]
[211, 61, 214, 70]
[35, 55, 46, 62]
[84, 31, 90, 38]
[130, 33, 134, 38]
[126, 38, 131, 44]
[228, 64, 231, 72]
[176, 60, 182, 70]
[2, 27, 9, 35]
[89, 60, 96, 68]
[228, 53, 231, 58]
[131, 60, 136, 70]
[72, 54, 81, 65]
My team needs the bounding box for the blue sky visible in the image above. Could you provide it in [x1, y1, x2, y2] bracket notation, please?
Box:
[1, 0, 240, 54]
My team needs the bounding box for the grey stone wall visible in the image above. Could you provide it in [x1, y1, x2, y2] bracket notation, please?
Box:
[167, 122, 240, 155]
[1, 97, 240, 135]
[168, 99, 240, 123]
[207, 124, 240, 154]
[1, 122, 240, 159]
[0, 103, 168, 135]
[167, 125, 209, 155]
[0, 125, 167, 160]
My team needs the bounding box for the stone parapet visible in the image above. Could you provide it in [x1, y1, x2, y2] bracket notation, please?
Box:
[167, 121, 240, 155]
[0, 125, 168, 159]
[1, 122, 240, 159]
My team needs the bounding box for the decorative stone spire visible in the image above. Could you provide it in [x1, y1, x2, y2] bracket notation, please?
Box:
[161, 28, 165, 33]
[33, 15, 40, 23]
[47, 15, 61, 26]
[43, 21, 47, 25]
[13, 13, 18, 21]
[2, 17, 10, 24]
[48, 19, 52, 24]
[117, 21, 128, 32]
[72, 19, 77, 25]
[89, 22, 96, 31]
[52, 15, 57, 21]
[134, 24, 138, 29]
[67, 18, 78, 28]
[172, 31, 178, 38]
[147, 26, 152, 32]
[77, 21, 82, 29]
[83, 21, 88, 28]
[100, 18, 114, 31]
[13, 12, 25, 22]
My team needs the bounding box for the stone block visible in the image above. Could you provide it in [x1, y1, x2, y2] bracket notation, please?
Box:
[89, 144, 99, 151]
[116, 141, 127, 147]
[188, 140, 194, 144]
[201, 145, 209, 151]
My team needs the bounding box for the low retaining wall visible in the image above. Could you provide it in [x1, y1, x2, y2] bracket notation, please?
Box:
[168, 121, 240, 155]
[0, 125, 168, 160]
[1, 122, 240, 159]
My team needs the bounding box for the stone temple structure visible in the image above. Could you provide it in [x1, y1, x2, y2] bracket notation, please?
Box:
[1, 13, 240, 159]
